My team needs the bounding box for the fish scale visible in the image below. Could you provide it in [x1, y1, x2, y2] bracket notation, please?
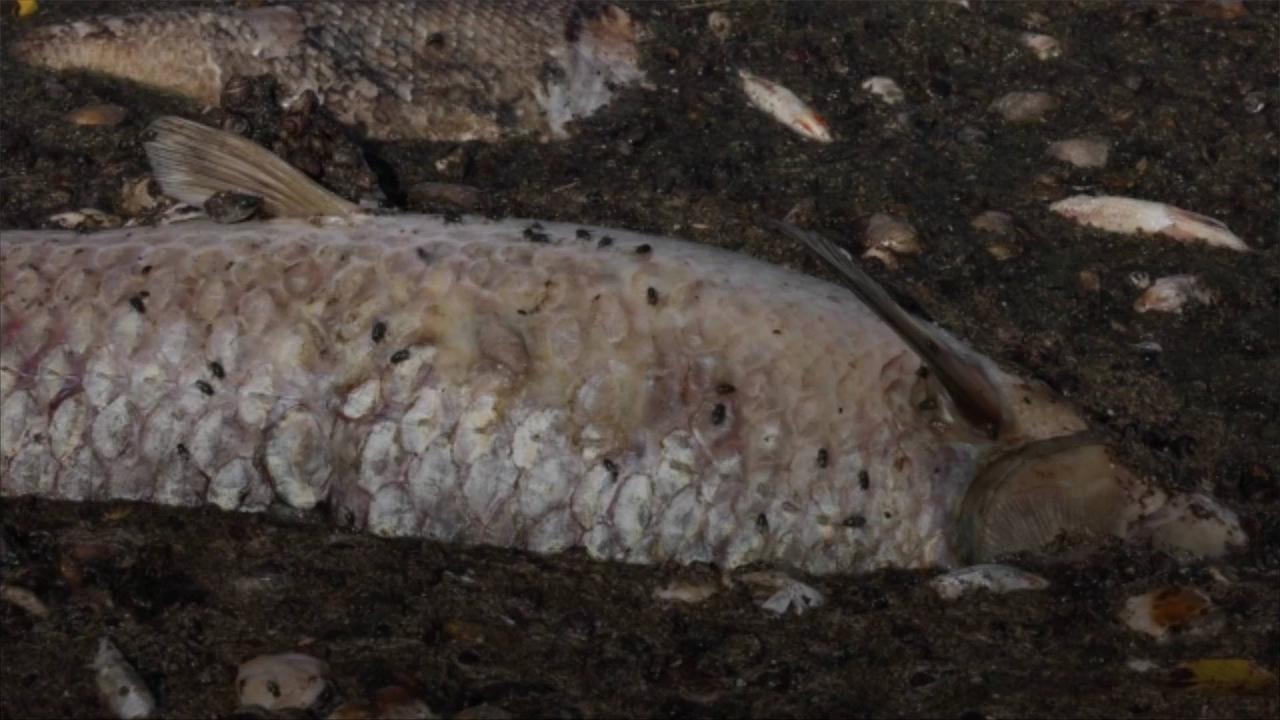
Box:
[1, 215, 983, 574]
[9, 0, 646, 141]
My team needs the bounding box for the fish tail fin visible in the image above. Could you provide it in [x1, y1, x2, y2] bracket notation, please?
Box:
[10, 5, 303, 107]
[146, 116, 357, 218]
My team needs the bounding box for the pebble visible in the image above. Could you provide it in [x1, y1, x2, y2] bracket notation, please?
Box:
[990, 91, 1059, 123]
[66, 103, 127, 127]
[1134, 274, 1216, 314]
[1046, 137, 1110, 168]
[985, 242, 1020, 261]
[971, 210, 1015, 236]
[237, 653, 331, 712]
[1078, 270, 1102, 293]
[930, 564, 1050, 600]
[94, 638, 156, 720]
[204, 191, 263, 224]
[861, 76, 905, 105]
[1020, 33, 1061, 60]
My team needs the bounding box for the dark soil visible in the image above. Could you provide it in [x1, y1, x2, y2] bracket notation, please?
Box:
[1, 1, 1277, 718]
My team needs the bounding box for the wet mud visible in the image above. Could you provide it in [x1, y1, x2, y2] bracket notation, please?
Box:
[1, 1, 1277, 718]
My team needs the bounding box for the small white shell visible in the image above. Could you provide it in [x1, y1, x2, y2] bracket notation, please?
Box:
[738, 570, 825, 615]
[930, 564, 1049, 600]
[1020, 32, 1061, 60]
[861, 76, 904, 105]
[990, 91, 1059, 123]
[93, 638, 156, 720]
[1119, 587, 1213, 641]
[862, 213, 921, 268]
[237, 653, 330, 711]
[738, 69, 833, 143]
[1046, 137, 1110, 169]
[48, 208, 122, 231]
[653, 580, 720, 604]
[1134, 275, 1216, 314]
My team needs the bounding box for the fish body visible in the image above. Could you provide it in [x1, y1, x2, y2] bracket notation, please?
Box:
[1, 213, 992, 574]
[1050, 195, 1251, 252]
[9, 0, 645, 141]
[738, 69, 833, 143]
[0, 117, 1247, 575]
[1, 210, 1244, 574]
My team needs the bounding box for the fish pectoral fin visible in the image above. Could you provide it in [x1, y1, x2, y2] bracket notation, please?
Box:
[770, 220, 1006, 438]
[145, 116, 358, 218]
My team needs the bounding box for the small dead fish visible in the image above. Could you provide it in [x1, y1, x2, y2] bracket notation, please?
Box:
[1050, 195, 1251, 252]
[0, 117, 1245, 577]
[1134, 275, 1216, 314]
[93, 638, 156, 720]
[10, 1, 645, 142]
[738, 69, 833, 143]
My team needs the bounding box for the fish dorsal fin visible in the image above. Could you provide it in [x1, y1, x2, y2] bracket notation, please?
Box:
[771, 220, 1006, 438]
[145, 115, 358, 218]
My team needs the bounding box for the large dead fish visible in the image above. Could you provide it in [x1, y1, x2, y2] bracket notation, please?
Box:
[8, 0, 645, 141]
[0, 118, 1246, 575]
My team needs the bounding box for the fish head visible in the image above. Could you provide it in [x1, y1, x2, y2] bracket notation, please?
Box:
[773, 219, 1249, 567]
[950, 376, 1248, 564]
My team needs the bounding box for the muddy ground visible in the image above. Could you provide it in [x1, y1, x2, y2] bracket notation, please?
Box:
[1, 1, 1278, 718]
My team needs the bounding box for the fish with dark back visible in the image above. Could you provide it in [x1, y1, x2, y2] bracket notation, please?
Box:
[8, 0, 646, 141]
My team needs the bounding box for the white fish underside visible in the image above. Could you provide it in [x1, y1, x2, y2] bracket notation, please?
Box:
[0, 215, 1006, 575]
